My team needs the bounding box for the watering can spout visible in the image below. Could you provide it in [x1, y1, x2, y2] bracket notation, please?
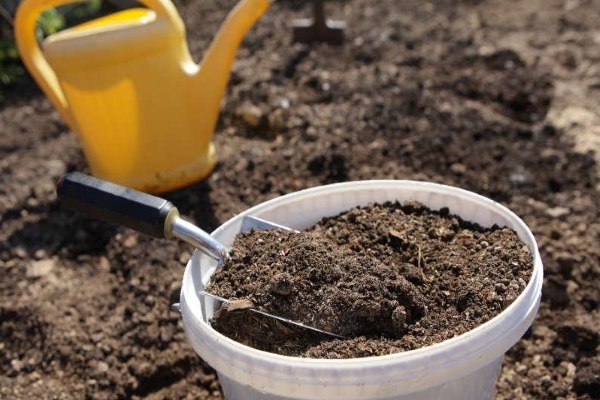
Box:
[194, 0, 270, 111]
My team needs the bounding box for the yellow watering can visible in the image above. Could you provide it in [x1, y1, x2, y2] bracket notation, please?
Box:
[15, 0, 270, 193]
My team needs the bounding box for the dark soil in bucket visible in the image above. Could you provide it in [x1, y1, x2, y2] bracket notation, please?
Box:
[207, 201, 533, 358]
[2, 0, 600, 399]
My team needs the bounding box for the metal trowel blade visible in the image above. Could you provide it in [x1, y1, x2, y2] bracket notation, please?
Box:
[239, 215, 299, 233]
[199, 290, 344, 339]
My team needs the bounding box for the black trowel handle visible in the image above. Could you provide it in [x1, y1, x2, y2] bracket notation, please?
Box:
[56, 172, 177, 239]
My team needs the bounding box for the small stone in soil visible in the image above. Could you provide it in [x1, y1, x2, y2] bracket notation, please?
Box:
[224, 298, 254, 312]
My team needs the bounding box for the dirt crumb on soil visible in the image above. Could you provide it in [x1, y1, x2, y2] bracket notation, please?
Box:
[207, 201, 533, 358]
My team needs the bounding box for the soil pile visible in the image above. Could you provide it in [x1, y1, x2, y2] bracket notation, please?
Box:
[207, 201, 532, 358]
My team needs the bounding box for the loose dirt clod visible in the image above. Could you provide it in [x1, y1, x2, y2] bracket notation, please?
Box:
[207, 201, 533, 358]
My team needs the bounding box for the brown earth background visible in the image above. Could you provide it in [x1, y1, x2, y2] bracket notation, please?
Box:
[1, 0, 599, 399]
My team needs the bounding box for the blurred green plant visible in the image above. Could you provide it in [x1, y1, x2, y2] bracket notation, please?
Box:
[0, 0, 112, 101]
[0, 36, 24, 93]
[36, 7, 65, 38]
[0, 2, 23, 101]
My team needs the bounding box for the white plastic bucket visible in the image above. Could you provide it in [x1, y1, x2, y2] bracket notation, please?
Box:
[180, 180, 543, 400]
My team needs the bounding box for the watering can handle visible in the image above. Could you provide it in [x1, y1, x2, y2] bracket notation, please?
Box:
[14, 0, 184, 135]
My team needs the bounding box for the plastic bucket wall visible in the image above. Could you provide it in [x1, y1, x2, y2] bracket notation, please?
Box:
[180, 180, 543, 400]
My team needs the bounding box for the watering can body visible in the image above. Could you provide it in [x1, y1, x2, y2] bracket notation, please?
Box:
[15, 0, 269, 192]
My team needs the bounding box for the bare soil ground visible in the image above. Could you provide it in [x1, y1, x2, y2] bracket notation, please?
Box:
[1, 0, 599, 399]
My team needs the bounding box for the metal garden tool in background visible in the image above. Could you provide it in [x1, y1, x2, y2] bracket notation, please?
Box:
[293, 0, 345, 45]
[15, 0, 271, 194]
[56, 171, 343, 339]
